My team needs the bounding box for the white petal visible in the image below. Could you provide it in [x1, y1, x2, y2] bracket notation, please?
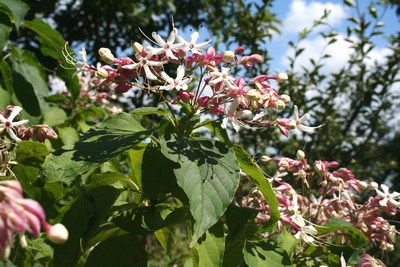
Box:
[143, 66, 157, 80]
[11, 119, 29, 127]
[7, 128, 21, 142]
[8, 106, 23, 121]
[190, 32, 199, 44]
[152, 32, 166, 45]
[176, 65, 185, 81]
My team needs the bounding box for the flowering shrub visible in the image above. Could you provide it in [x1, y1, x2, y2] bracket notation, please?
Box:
[0, 1, 398, 266]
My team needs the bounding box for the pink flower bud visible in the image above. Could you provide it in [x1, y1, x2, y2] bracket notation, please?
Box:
[115, 82, 131, 93]
[197, 96, 210, 107]
[235, 46, 245, 55]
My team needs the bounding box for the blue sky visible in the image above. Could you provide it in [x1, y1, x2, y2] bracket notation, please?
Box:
[264, 0, 399, 72]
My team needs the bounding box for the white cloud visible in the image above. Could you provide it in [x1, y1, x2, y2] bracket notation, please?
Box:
[281, 34, 392, 73]
[282, 0, 348, 35]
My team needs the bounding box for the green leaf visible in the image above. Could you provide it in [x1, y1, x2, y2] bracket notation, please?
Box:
[40, 113, 151, 183]
[154, 225, 175, 258]
[0, 0, 29, 33]
[277, 230, 298, 258]
[131, 106, 170, 117]
[57, 126, 80, 146]
[0, 57, 13, 92]
[222, 205, 258, 267]
[194, 220, 225, 267]
[233, 145, 280, 224]
[43, 106, 68, 126]
[23, 19, 80, 100]
[86, 171, 131, 189]
[10, 48, 49, 115]
[160, 133, 240, 246]
[243, 240, 292, 267]
[112, 206, 186, 235]
[85, 234, 147, 267]
[0, 22, 11, 51]
[202, 120, 230, 143]
[141, 144, 187, 201]
[0, 84, 11, 110]
[15, 141, 49, 167]
[54, 186, 120, 267]
[316, 218, 368, 248]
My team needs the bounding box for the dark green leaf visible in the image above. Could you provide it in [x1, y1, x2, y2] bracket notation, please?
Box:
[141, 144, 187, 201]
[243, 240, 292, 267]
[233, 145, 280, 224]
[54, 186, 120, 267]
[85, 234, 147, 267]
[160, 133, 240, 246]
[0, 0, 29, 32]
[87, 171, 131, 189]
[40, 113, 151, 183]
[23, 19, 80, 100]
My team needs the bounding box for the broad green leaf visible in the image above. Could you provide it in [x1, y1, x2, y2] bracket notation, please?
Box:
[160, 133, 240, 246]
[154, 225, 174, 258]
[194, 220, 225, 267]
[0, 0, 29, 32]
[0, 57, 13, 93]
[0, 23, 11, 51]
[131, 106, 170, 117]
[128, 143, 147, 202]
[202, 120, 230, 143]
[86, 171, 131, 189]
[141, 144, 187, 201]
[40, 113, 151, 183]
[0, 84, 10, 110]
[23, 19, 80, 100]
[57, 126, 80, 146]
[85, 234, 147, 267]
[54, 186, 120, 267]
[277, 230, 298, 258]
[15, 141, 49, 167]
[222, 205, 258, 267]
[243, 240, 292, 267]
[112, 206, 185, 235]
[233, 145, 280, 224]
[43, 106, 68, 126]
[10, 48, 49, 115]
[316, 218, 367, 248]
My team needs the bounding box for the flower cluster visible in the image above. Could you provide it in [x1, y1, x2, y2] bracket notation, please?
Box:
[242, 150, 399, 255]
[0, 180, 68, 260]
[0, 106, 57, 143]
[62, 27, 322, 134]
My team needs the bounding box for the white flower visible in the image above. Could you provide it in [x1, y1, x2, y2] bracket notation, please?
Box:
[292, 105, 323, 133]
[123, 54, 165, 80]
[294, 225, 318, 243]
[61, 43, 88, 76]
[178, 31, 211, 54]
[208, 67, 238, 90]
[145, 28, 183, 60]
[376, 184, 400, 207]
[221, 96, 251, 132]
[159, 65, 192, 91]
[0, 106, 29, 142]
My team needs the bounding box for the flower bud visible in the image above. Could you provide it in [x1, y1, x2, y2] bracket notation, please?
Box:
[358, 181, 368, 190]
[132, 42, 143, 54]
[235, 46, 245, 55]
[280, 94, 291, 104]
[276, 73, 288, 83]
[275, 100, 285, 110]
[222, 50, 235, 62]
[260, 155, 270, 162]
[96, 68, 108, 79]
[98, 48, 115, 64]
[115, 82, 131, 93]
[46, 223, 69, 244]
[369, 182, 379, 190]
[296, 150, 305, 160]
[246, 89, 261, 101]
